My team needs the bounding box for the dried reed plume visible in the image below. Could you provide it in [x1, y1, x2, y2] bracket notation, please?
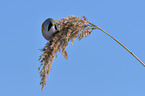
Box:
[39, 16, 145, 90]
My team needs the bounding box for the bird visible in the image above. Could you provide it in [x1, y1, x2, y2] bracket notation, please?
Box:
[42, 18, 59, 41]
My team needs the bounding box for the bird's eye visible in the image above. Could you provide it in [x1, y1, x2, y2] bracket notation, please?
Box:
[55, 25, 57, 30]
[48, 22, 52, 31]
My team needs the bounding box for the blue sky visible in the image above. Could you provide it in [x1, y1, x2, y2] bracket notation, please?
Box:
[0, 0, 145, 96]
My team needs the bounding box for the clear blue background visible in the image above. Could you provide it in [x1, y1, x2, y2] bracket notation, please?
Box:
[0, 0, 145, 96]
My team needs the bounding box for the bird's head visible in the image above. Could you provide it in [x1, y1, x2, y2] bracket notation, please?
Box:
[42, 18, 59, 40]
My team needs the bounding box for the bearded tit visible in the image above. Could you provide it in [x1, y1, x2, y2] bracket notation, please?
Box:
[42, 18, 59, 41]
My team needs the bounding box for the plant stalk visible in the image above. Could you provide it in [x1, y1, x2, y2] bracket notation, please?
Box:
[88, 22, 145, 67]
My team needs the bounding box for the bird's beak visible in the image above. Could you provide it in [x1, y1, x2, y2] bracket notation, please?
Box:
[52, 24, 55, 26]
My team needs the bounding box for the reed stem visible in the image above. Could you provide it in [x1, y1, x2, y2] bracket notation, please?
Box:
[88, 22, 145, 67]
